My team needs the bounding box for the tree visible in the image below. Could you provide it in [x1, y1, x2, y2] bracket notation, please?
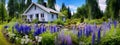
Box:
[8, 0, 19, 19]
[105, 0, 120, 20]
[60, 3, 67, 12]
[0, 0, 8, 23]
[73, 4, 88, 19]
[86, 0, 103, 19]
[26, 0, 32, 7]
[48, 0, 56, 10]
[67, 7, 72, 19]
[60, 3, 68, 18]
[37, 0, 44, 4]
[20, 0, 26, 13]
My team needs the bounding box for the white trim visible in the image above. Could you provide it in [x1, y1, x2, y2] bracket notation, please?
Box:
[23, 2, 59, 15]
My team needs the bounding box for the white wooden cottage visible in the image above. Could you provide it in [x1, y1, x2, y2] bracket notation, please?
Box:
[22, 3, 65, 23]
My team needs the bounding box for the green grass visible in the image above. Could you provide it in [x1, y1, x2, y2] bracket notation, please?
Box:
[0, 25, 12, 45]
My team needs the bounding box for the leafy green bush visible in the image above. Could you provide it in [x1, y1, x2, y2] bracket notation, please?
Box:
[84, 19, 103, 24]
[100, 26, 120, 45]
[53, 19, 64, 25]
[41, 31, 55, 45]
[32, 19, 39, 23]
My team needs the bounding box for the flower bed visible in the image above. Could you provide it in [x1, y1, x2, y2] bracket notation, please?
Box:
[3, 20, 120, 45]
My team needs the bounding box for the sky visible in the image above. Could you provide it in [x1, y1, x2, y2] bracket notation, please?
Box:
[32, 0, 86, 14]
[6, 0, 106, 14]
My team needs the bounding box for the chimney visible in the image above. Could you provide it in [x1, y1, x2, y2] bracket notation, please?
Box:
[42, 2, 47, 7]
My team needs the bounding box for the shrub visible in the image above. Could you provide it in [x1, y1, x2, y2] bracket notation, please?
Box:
[32, 19, 39, 23]
[41, 31, 55, 45]
[53, 19, 64, 25]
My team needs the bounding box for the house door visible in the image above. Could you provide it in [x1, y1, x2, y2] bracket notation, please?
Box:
[41, 13, 45, 21]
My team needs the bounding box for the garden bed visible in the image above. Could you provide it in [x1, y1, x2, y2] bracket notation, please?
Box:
[2, 20, 120, 45]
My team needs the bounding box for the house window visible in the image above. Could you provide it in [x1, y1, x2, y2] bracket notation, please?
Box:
[56, 15, 58, 19]
[30, 15, 32, 20]
[35, 6, 36, 10]
[52, 14, 54, 19]
[41, 13, 44, 17]
[36, 14, 39, 19]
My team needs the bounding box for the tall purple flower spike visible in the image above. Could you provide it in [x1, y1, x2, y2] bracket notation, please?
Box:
[113, 20, 117, 28]
[91, 32, 96, 45]
[78, 28, 82, 38]
[66, 35, 72, 45]
[97, 26, 101, 43]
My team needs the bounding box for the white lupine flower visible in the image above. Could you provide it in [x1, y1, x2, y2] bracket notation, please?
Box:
[21, 38, 25, 44]
[35, 36, 39, 40]
[25, 35, 28, 39]
[25, 38, 30, 44]
[38, 37, 42, 42]
[16, 37, 18, 40]
[11, 33, 15, 37]
[8, 32, 11, 35]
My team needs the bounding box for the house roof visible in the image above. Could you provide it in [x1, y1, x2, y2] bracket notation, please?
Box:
[23, 2, 59, 15]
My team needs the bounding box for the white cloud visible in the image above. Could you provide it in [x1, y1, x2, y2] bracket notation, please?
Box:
[5, 4, 8, 10]
[98, 0, 107, 12]
[55, 4, 61, 11]
[67, 5, 77, 15]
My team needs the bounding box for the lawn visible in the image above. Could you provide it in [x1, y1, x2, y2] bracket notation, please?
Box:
[0, 25, 11, 45]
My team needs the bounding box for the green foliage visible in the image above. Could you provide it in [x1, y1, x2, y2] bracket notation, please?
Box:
[105, 0, 120, 20]
[69, 32, 79, 45]
[53, 18, 64, 25]
[26, 0, 32, 7]
[60, 3, 72, 19]
[84, 19, 103, 24]
[100, 26, 120, 45]
[73, 5, 88, 18]
[85, 0, 103, 19]
[64, 19, 81, 25]
[41, 31, 55, 45]
[67, 7, 72, 19]
[47, 0, 56, 10]
[0, 1, 8, 23]
[32, 19, 39, 24]
[38, 0, 44, 4]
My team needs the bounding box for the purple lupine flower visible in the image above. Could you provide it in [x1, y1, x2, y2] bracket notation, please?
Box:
[86, 25, 90, 37]
[50, 25, 54, 33]
[78, 28, 82, 38]
[43, 26, 46, 32]
[72, 25, 76, 30]
[91, 32, 96, 45]
[88, 24, 92, 36]
[97, 27, 101, 43]
[34, 27, 42, 36]
[113, 20, 117, 28]
[54, 26, 58, 32]
[84, 25, 87, 36]
[107, 22, 111, 30]
[66, 35, 72, 45]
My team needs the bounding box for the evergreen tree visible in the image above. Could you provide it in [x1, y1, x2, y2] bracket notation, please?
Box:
[86, 0, 103, 19]
[67, 7, 72, 19]
[60, 3, 67, 12]
[0, 0, 8, 23]
[26, 0, 32, 7]
[20, 0, 26, 13]
[38, 0, 44, 4]
[73, 4, 88, 18]
[105, 0, 120, 20]
[60, 3, 68, 18]
[48, 0, 56, 10]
